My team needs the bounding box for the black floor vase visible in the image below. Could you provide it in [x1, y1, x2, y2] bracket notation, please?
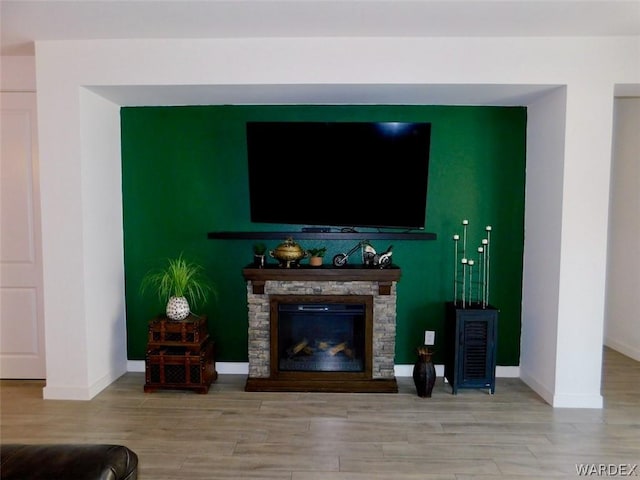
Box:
[413, 349, 436, 398]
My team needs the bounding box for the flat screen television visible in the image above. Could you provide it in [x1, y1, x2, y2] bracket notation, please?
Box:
[245, 121, 432, 230]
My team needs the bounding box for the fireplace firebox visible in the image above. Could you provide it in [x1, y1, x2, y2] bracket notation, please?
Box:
[277, 302, 366, 373]
[274, 296, 370, 378]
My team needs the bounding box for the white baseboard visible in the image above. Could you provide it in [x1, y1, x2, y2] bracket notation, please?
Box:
[44, 367, 127, 400]
[128, 361, 519, 377]
[127, 360, 145, 372]
[604, 337, 640, 361]
[519, 367, 554, 406]
[394, 364, 445, 377]
[551, 392, 603, 409]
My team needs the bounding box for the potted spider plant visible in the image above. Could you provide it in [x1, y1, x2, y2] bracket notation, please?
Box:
[140, 253, 216, 320]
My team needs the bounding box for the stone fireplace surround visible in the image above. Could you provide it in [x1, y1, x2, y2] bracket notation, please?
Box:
[242, 266, 401, 392]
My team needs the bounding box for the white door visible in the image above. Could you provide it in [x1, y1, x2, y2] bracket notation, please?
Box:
[0, 91, 46, 378]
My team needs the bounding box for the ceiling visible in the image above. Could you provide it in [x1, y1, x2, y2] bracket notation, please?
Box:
[2, 0, 640, 56]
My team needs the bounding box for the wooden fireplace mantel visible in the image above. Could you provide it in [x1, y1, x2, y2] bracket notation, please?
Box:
[242, 265, 401, 295]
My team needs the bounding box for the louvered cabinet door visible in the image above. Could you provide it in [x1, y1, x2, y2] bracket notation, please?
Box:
[444, 302, 498, 394]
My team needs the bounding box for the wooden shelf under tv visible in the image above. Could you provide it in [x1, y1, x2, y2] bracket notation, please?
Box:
[207, 231, 437, 240]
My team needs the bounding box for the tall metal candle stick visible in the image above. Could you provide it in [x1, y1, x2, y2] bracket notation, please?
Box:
[462, 219, 469, 255]
[477, 246, 484, 306]
[460, 219, 469, 307]
[461, 257, 468, 309]
[484, 225, 492, 308]
[452, 234, 460, 306]
[481, 239, 488, 308]
[467, 259, 474, 306]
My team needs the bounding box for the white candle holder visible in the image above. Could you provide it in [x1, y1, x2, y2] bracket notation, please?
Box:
[452, 219, 494, 309]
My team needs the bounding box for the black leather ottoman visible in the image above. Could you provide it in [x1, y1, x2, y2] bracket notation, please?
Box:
[0, 444, 138, 480]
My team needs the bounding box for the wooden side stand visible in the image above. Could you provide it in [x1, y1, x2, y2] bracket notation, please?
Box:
[144, 314, 217, 394]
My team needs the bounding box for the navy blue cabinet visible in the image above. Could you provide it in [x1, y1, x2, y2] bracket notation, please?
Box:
[444, 302, 498, 394]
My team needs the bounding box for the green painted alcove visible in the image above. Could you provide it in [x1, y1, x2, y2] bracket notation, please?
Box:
[121, 105, 526, 366]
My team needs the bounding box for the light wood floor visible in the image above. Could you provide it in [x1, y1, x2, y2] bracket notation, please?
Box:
[1, 347, 639, 479]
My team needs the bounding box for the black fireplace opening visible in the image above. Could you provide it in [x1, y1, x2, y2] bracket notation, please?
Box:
[277, 303, 366, 372]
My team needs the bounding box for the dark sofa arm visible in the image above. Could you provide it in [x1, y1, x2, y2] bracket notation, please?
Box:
[0, 444, 138, 480]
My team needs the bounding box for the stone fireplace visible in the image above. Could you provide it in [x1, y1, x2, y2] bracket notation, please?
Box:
[242, 266, 401, 392]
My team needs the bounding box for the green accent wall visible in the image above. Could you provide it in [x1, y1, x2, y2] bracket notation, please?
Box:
[121, 105, 526, 366]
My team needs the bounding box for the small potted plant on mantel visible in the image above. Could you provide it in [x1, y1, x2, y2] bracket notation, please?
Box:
[306, 247, 327, 267]
[253, 242, 267, 267]
[140, 253, 216, 320]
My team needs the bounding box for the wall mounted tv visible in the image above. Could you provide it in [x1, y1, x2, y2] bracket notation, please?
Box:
[246, 121, 432, 230]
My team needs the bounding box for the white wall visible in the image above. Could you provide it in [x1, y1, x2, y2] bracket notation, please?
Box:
[79, 89, 127, 395]
[520, 86, 566, 403]
[553, 81, 618, 408]
[0, 56, 36, 91]
[27, 35, 640, 405]
[605, 98, 640, 360]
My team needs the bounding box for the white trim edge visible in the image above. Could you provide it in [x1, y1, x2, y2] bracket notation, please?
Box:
[128, 361, 519, 377]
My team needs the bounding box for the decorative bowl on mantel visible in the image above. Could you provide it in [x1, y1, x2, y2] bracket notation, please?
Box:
[269, 237, 307, 268]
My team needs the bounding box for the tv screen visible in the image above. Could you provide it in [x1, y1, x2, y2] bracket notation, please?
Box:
[246, 121, 432, 230]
